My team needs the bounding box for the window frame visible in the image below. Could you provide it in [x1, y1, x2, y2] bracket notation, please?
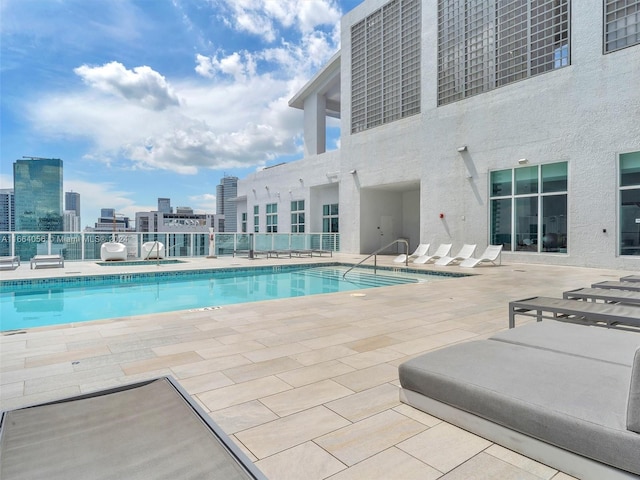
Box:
[489, 161, 568, 254]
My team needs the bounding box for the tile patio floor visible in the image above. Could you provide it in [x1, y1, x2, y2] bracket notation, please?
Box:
[0, 254, 630, 479]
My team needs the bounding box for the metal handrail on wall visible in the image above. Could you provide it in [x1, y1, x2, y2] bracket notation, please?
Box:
[342, 238, 409, 279]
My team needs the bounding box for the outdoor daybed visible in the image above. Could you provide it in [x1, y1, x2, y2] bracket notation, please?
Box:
[399, 321, 640, 479]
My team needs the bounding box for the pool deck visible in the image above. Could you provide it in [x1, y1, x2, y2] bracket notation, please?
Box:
[0, 255, 634, 479]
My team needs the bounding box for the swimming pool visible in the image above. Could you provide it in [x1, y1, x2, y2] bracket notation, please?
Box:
[0, 265, 459, 331]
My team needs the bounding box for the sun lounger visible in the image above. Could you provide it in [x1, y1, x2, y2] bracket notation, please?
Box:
[292, 249, 313, 257]
[311, 249, 332, 257]
[394, 243, 429, 263]
[460, 244, 502, 267]
[30, 254, 64, 269]
[620, 275, 640, 282]
[399, 322, 640, 479]
[508, 295, 640, 329]
[0, 377, 267, 480]
[435, 243, 476, 266]
[592, 281, 640, 292]
[0, 256, 20, 270]
[413, 243, 451, 264]
[563, 287, 640, 306]
[267, 249, 292, 258]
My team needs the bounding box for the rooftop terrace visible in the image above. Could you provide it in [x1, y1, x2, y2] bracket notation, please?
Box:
[0, 254, 630, 479]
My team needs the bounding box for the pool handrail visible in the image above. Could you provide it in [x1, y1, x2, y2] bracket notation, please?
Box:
[343, 238, 409, 279]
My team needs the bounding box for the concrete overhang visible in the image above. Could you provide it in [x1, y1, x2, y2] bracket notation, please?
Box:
[289, 51, 341, 118]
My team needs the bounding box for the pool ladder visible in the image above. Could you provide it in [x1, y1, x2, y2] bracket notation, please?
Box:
[342, 238, 409, 280]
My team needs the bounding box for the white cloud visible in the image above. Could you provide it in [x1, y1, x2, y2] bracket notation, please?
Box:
[63, 179, 140, 228]
[189, 193, 217, 214]
[22, 0, 342, 178]
[217, 0, 342, 42]
[74, 62, 181, 111]
[195, 51, 257, 82]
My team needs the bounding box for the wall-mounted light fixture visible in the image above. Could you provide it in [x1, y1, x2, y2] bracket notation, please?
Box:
[457, 146, 468, 152]
[265, 185, 270, 190]
[299, 178, 303, 183]
[349, 169, 357, 174]
[518, 158, 528, 165]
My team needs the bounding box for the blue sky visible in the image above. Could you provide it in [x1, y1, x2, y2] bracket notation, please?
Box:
[1, 0, 361, 228]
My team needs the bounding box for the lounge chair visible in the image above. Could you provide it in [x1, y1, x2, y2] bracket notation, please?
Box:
[394, 243, 429, 263]
[435, 243, 476, 266]
[142, 241, 165, 259]
[30, 254, 64, 269]
[460, 244, 502, 267]
[0, 256, 20, 270]
[100, 242, 127, 261]
[0, 377, 266, 480]
[508, 295, 640, 329]
[413, 243, 451, 264]
[563, 287, 640, 306]
[592, 281, 640, 292]
[620, 275, 640, 283]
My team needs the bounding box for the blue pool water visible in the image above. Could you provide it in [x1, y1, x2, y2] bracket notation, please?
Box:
[0, 265, 453, 331]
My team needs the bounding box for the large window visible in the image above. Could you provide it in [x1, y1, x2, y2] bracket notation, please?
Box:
[490, 162, 568, 253]
[620, 151, 640, 255]
[253, 205, 259, 233]
[351, 0, 421, 133]
[266, 203, 278, 233]
[438, 0, 570, 105]
[323, 204, 339, 233]
[291, 200, 305, 233]
[605, 0, 640, 52]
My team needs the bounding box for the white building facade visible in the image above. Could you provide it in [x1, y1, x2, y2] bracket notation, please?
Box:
[236, 0, 640, 269]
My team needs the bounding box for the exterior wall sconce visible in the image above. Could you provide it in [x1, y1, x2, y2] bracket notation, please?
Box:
[518, 158, 528, 165]
[349, 169, 357, 174]
[457, 146, 467, 152]
[265, 186, 269, 190]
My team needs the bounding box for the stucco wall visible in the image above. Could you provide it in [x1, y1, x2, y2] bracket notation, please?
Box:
[237, 0, 640, 270]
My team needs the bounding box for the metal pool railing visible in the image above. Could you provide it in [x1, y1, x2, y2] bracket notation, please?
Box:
[0, 232, 340, 262]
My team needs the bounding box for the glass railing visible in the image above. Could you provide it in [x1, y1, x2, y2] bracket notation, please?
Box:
[0, 232, 340, 262]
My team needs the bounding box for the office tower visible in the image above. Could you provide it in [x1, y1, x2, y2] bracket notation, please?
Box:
[13, 157, 63, 260]
[158, 197, 172, 214]
[216, 176, 238, 232]
[65, 191, 81, 231]
[0, 189, 15, 232]
[14, 157, 63, 232]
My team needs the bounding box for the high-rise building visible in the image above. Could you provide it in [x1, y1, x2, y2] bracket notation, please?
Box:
[14, 157, 63, 232]
[92, 209, 131, 232]
[13, 157, 63, 259]
[65, 191, 81, 231]
[0, 189, 15, 232]
[158, 198, 172, 214]
[216, 176, 238, 232]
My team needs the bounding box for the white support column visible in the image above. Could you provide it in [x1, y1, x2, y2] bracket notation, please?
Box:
[303, 93, 326, 156]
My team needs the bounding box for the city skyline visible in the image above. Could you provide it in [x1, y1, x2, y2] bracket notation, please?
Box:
[0, 0, 361, 229]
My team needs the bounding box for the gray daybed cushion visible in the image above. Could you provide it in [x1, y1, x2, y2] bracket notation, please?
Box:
[489, 321, 640, 366]
[398, 340, 640, 475]
[629, 348, 640, 433]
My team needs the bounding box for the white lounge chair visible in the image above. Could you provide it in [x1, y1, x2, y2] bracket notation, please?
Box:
[435, 244, 477, 266]
[460, 245, 503, 268]
[100, 242, 127, 261]
[394, 243, 430, 263]
[142, 241, 165, 259]
[413, 243, 452, 264]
